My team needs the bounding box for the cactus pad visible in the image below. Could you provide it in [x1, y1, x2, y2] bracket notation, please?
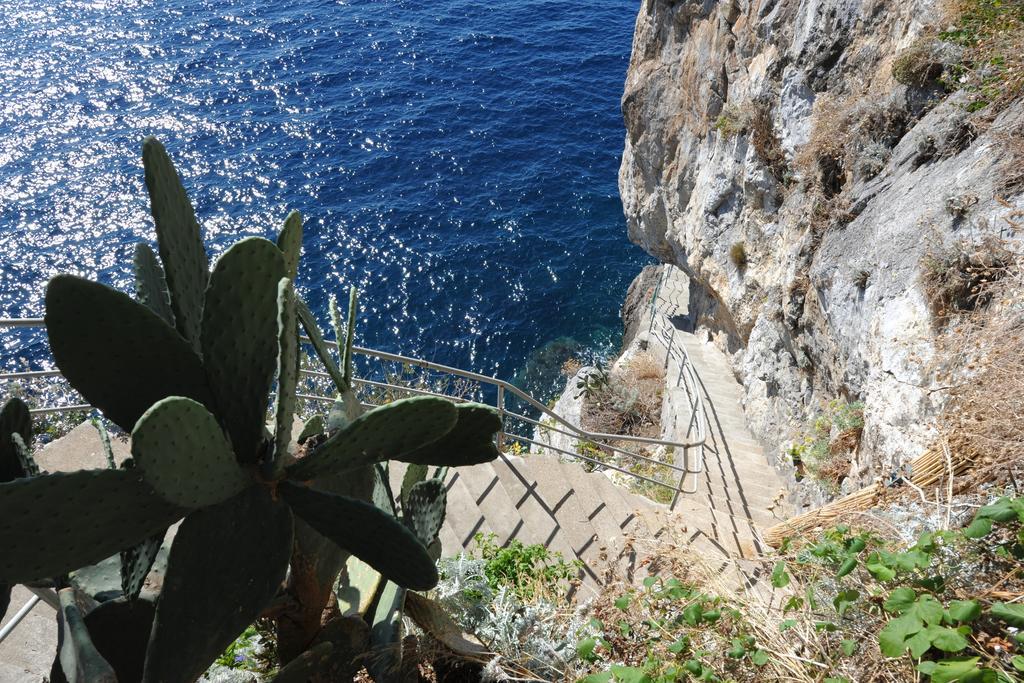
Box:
[286, 396, 458, 481]
[400, 402, 502, 467]
[0, 397, 32, 482]
[336, 555, 382, 617]
[53, 587, 117, 683]
[296, 296, 347, 390]
[201, 237, 286, 462]
[45, 275, 214, 433]
[50, 597, 156, 683]
[0, 469, 183, 583]
[10, 434, 39, 478]
[142, 137, 209, 350]
[133, 243, 175, 327]
[120, 531, 166, 602]
[368, 580, 406, 682]
[405, 479, 447, 546]
[273, 278, 299, 466]
[132, 397, 249, 508]
[297, 414, 325, 444]
[276, 210, 303, 280]
[71, 553, 124, 603]
[400, 463, 428, 511]
[144, 485, 293, 683]
[280, 481, 438, 591]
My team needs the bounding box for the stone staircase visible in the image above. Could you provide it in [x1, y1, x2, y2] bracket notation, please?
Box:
[418, 266, 792, 595]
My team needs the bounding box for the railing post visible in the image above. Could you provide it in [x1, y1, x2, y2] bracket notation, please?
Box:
[496, 385, 505, 452]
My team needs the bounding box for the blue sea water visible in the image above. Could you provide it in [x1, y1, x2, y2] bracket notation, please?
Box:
[0, 0, 648, 398]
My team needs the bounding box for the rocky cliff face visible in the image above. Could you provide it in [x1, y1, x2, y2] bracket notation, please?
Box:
[618, 0, 1023, 491]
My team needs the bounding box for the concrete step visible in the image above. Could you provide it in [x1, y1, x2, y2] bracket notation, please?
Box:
[489, 455, 577, 561]
[441, 468, 495, 551]
[448, 463, 523, 548]
[561, 465, 637, 563]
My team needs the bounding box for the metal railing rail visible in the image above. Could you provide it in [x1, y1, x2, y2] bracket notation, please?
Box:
[0, 292, 709, 497]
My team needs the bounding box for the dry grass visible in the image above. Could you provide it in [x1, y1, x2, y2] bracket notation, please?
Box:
[750, 100, 789, 182]
[729, 241, 748, 269]
[795, 93, 908, 196]
[920, 236, 1016, 324]
[582, 352, 665, 438]
[892, 38, 950, 86]
[935, 254, 1024, 488]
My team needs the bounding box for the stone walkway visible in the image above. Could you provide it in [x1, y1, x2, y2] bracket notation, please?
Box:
[646, 265, 790, 567]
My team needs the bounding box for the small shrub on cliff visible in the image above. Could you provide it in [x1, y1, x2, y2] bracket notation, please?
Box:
[892, 38, 953, 86]
[750, 100, 789, 182]
[791, 400, 864, 492]
[921, 237, 1014, 324]
[713, 103, 749, 138]
[935, 257, 1024, 488]
[730, 241, 748, 269]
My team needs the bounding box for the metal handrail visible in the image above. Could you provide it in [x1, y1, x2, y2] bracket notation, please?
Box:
[0, 300, 709, 496]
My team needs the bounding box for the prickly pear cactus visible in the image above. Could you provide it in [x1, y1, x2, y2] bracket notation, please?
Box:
[0, 138, 505, 683]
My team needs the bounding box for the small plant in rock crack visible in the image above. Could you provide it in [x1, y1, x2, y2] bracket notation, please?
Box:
[473, 532, 581, 601]
[576, 364, 611, 400]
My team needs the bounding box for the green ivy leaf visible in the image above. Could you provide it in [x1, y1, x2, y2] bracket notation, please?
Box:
[727, 639, 746, 658]
[771, 561, 790, 588]
[841, 639, 857, 656]
[683, 602, 703, 626]
[614, 595, 630, 611]
[879, 614, 924, 658]
[947, 600, 982, 624]
[1011, 655, 1024, 672]
[914, 594, 945, 626]
[610, 665, 651, 683]
[780, 619, 797, 631]
[701, 609, 721, 623]
[884, 587, 917, 613]
[836, 556, 858, 578]
[892, 549, 931, 571]
[833, 589, 860, 618]
[751, 649, 769, 666]
[916, 657, 988, 683]
[577, 637, 599, 663]
[580, 673, 613, 683]
[991, 602, 1024, 628]
[926, 625, 970, 653]
[963, 517, 993, 539]
[667, 637, 688, 654]
[906, 629, 933, 658]
[846, 537, 866, 553]
[866, 553, 897, 582]
[783, 596, 804, 613]
[977, 497, 1019, 523]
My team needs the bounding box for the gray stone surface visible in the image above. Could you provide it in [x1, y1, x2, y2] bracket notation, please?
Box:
[618, 0, 1024, 488]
